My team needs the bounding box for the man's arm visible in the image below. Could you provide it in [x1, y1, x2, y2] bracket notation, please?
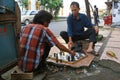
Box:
[68, 36, 74, 49]
[45, 28, 75, 56]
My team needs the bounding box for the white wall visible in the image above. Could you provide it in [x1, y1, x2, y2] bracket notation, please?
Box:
[112, 1, 120, 23]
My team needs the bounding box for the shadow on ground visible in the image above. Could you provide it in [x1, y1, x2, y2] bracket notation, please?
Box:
[43, 60, 120, 80]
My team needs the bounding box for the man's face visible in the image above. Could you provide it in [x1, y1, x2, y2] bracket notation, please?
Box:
[70, 5, 80, 16]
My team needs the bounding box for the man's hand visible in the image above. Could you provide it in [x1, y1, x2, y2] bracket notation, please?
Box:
[70, 50, 75, 56]
[68, 41, 74, 49]
[94, 26, 99, 34]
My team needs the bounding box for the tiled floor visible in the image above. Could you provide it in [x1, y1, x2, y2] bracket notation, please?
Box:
[100, 28, 120, 64]
[100, 47, 120, 64]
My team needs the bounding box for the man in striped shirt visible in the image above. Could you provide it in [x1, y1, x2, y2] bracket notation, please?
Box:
[18, 10, 75, 72]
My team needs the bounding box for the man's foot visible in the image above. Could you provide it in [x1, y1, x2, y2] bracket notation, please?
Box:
[86, 47, 99, 56]
[86, 42, 99, 56]
[87, 42, 94, 53]
[87, 50, 99, 56]
[86, 48, 93, 53]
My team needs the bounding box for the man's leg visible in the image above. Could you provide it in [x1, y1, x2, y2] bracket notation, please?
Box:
[40, 45, 51, 67]
[87, 42, 94, 52]
[60, 31, 69, 43]
[86, 29, 97, 53]
[34, 45, 51, 73]
[81, 28, 97, 53]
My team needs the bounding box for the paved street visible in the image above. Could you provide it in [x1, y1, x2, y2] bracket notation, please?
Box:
[49, 19, 105, 37]
[49, 21, 67, 37]
[1, 20, 120, 80]
[22, 18, 104, 37]
[21, 20, 67, 37]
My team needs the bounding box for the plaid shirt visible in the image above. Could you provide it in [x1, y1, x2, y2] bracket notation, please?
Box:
[18, 24, 59, 72]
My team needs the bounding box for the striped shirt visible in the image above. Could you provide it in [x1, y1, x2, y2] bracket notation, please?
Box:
[18, 24, 59, 72]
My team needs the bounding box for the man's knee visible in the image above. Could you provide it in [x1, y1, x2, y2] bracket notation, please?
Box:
[60, 31, 67, 37]
[60, 31, 68, 43]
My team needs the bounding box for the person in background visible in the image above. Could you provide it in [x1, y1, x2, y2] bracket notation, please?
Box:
[60, 1, 99, 55]
[18, 10, 75, 72]
[93, 5, 99, 26]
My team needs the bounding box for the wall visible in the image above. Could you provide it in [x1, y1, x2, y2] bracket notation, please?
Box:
[112, 1, 120, 23]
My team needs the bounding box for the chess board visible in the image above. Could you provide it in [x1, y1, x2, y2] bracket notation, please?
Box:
[47, 50, 88, 64]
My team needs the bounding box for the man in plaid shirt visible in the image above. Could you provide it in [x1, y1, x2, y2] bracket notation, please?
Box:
[18, 10, 75, 72]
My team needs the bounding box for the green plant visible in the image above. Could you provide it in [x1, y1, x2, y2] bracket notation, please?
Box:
[40, 0, 63, 18]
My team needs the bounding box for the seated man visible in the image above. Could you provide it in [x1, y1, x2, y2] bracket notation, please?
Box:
[60, 1, 99, 55]
[18, 10, 75, 73]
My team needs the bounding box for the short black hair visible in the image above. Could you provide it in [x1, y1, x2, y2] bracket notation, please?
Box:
[70, 1, 80, 8]
[33, 10, 53, 25]
[94, 5, 96, 8]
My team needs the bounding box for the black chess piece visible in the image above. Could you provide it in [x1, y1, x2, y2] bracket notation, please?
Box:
[71, 55, 74, 61]
[67, 56, 71, 61]
[54, 53, 57, 57]
[56, 54, 58, 63]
